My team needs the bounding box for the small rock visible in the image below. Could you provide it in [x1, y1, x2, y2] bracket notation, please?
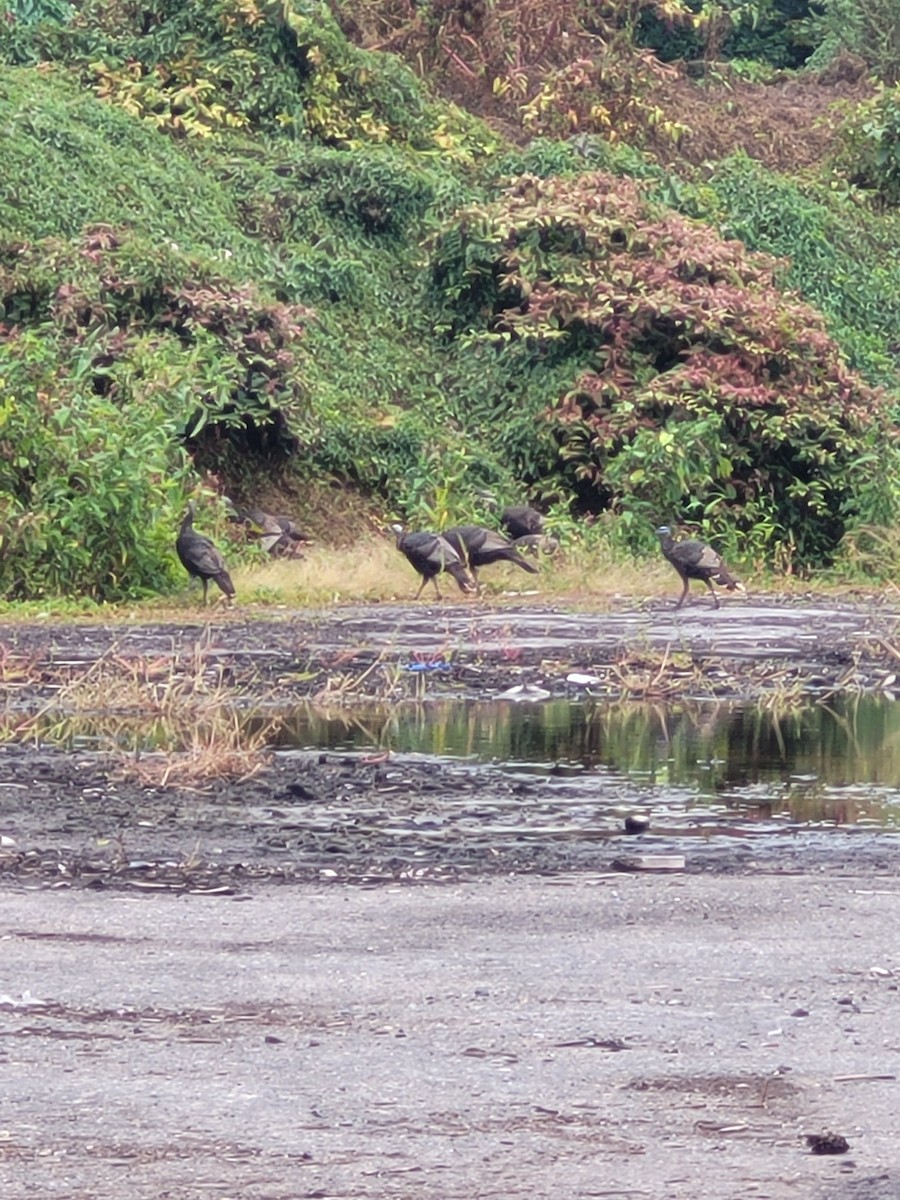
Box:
[806, 1132, 850, 1155]
[623, 815, 651, 835]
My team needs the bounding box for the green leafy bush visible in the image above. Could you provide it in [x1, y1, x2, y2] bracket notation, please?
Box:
[206, 140, 453, 246]
[487, 136, 665, 185]
[0, 224, 313, 442]
[0, 67, 256, 259]
[701, 153, 900, 385]
[429, 171, 900, 568]
[833, 85, 900, 206]
[0, 215, 317, 599]
[0, 0, 500, 161]
[0, 0, 73, 64]
[803, 0, 900, 84]
[636, 0, 815, 69]
[1, 0, 308, 135]
[0, 330, 188, 600]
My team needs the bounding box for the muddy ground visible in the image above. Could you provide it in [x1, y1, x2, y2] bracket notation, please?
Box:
[2, 595, 900, 888]
[2, 597, 900, 1198]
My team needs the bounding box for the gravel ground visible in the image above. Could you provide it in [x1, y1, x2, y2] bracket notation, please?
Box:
[3, 599, 900, 1198]
[2, 874, 899, 1200]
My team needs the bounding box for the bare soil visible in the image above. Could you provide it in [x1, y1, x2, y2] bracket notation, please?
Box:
[2, 597, 900, 1198]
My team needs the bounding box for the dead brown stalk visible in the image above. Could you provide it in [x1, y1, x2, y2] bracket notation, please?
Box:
[10, 640, 279, 788]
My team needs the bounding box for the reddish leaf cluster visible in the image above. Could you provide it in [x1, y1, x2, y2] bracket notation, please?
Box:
[0, 225, 312, 425]
[433, 172, 897, 562]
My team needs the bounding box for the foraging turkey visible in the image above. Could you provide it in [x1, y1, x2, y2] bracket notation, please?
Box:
[243, 507, 311, 558]
[656, 525, 742, 610]
[176, 501, 236, 605]
[442, 525, 539, 588]
[500, 505, 545, 541]
[391, 525, 476, 600]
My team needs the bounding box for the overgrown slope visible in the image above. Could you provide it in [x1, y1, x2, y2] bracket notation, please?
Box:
[0, 0, 897, 598]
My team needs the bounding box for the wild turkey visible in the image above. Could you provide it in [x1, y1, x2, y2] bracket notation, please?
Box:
[176, 501, 236, 605]
[391, 525, 476, 600]
[243, 507, 311, 558]
[442, 525, 539, 588]
[500, 505, 545, 541]
[656, 525, 742, 610]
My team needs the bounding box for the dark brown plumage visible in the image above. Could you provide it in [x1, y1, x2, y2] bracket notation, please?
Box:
[657, 525, 742, 610]
[500, 505, 545, 541]
[391, 525, 476, 600]
[243, 507, 312, 558]
[176, 502, 235, 605]
[442, 525, 539, 587]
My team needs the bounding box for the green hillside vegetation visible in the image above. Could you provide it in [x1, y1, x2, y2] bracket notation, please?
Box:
[0, 0, 897, 600]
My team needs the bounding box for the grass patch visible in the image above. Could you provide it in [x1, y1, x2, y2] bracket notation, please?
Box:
[0, 535, 889, 626]
[236, 536, 685, 607]
[7, 641, 278, 787]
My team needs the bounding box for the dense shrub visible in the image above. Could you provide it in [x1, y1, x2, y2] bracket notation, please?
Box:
[1, 0, 898, 598]
[429, 171, 900, 567]
[0, 329, 188, 600]
[0, 67, 260, 267]
[200, 139, 463, 249]
[1, 0, 308, 133]
[636, 0, 815, 69]
[702, 153, 900, 385]
[804, 0, 900, 84]
[487, 136, 664, 185]
[833, 86, 900, 206]
[0, 0, 500, 160]
[0, 219, 315, 597]
[0, 224, 313, 438]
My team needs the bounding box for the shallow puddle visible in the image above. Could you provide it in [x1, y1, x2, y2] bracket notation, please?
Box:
[6, 606, 900, 886]
[263, 694, 900, 827]
[32, 692, 900, 829]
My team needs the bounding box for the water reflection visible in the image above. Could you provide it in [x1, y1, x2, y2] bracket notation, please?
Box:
[265, 695, 900, 825]
[266, 696, 898, 778]
[12, 693, 900, 827]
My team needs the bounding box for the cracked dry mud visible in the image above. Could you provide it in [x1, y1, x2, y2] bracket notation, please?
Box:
[2, 597, 900, 1199]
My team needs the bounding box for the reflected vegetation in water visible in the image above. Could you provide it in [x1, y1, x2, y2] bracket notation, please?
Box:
[266, 695, 900, 826]
[14, 692, 900, 827]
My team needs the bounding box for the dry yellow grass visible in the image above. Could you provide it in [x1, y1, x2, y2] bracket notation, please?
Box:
[0, 535, 882, 627]
[235, 537, 679, 608]
[239, 538, 408, 604]
[2, 642, 279, 786]
[117, 713, 275, 790]
[162, 535, 875, 613]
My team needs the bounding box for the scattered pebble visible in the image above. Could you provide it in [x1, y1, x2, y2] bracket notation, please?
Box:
[623, 815, 651, 835]
[806, 1132, 850, 1155]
